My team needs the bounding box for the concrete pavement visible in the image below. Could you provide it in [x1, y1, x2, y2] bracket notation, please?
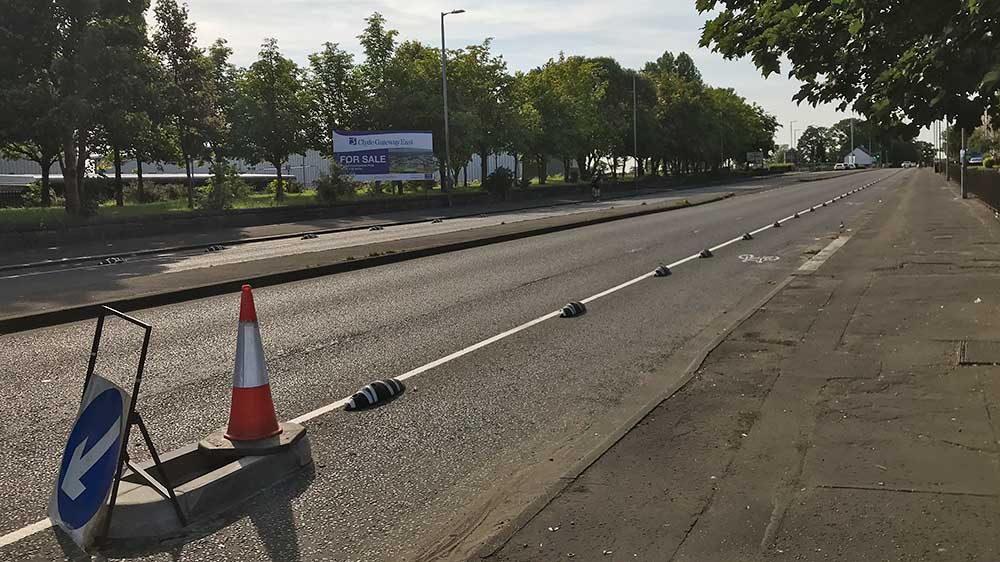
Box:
[487, 169, 1000, 561]
[0, 169, 898, 561]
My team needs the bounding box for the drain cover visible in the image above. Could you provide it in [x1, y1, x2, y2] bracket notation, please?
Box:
[959, 341, 1000, 365]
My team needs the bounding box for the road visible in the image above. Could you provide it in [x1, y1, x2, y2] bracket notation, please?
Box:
[0, 169, 902, 561]
[0, 174, 830, 323]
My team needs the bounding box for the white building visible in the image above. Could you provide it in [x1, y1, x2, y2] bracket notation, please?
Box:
[844, 147, 875, 167]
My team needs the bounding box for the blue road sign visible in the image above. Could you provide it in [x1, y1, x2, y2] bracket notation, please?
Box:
[49, 375, 128, 549]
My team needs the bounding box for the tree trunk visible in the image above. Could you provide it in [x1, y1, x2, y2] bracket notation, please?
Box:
[513, 152, 519, 185]
[479, 144, 488, 185]
[62, 135, 81, 215]
[563, 158, 570, 181]
[184, 155, 194, 209]
[114, 147, 123, 207]
[438, 160, 448, 192]
[373, 180, 382, 195]
[136, 159, 144, 203]
[40, 155, 52, 207]
[537, 155, 547, 184]
[76, 134, 86, 203]
[274, 160, 285, 201]
[463, 166, 468, 188]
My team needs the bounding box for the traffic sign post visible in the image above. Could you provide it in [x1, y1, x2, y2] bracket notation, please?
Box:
[49, 307, 185, 552]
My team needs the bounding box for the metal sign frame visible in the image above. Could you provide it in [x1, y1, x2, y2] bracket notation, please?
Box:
[81, 306, 186, 545]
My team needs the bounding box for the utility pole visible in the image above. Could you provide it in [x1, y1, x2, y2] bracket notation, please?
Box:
[961, 127, 966, 198]
[785, 120, 797, 164]
[440, 9, 465, 196]
[945, 118, 949, 179]
[850, 118, 855, 163]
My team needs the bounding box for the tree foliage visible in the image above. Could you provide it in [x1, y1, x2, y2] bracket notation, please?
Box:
[698, 0, 1000, 133]
[1, 8, 784, 217]
[231, 38, 310, 201]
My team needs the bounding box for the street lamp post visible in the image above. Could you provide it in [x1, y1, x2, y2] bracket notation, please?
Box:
[785, 120, 797, 164]
[632, 72, 638, 190]
[440, 9, 464, 194]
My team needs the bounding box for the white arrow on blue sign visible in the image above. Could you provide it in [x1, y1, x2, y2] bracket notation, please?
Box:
[48, 374, 129, 550]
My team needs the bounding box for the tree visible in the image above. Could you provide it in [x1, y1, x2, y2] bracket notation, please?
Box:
[307, 42, 358, 157]
[131, 53, 178, 203]
[196, 38, 241, 207]
[796, 126, 831, 164]
[95, 12, 155, 207]
[0, 0, 61, 207]
[153, 0, 216, 208]
[449, 40, 514, 185]
[969, 126, 998, 156]
[916, 141, 935, 166]
[232, 38, 310, 201]
[2, 0, 150, 216]
[354, 12, 398, 131]
[698, 0, 1000, 132]
[380, 40, 452, 186]
[532, 55, 605, 179]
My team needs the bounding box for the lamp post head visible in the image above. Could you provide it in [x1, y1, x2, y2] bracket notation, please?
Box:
[443, 9, 465, 16]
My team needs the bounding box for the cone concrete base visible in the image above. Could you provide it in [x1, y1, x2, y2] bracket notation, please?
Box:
[106, 425, 311, 543]
[199, 421, 305, 458]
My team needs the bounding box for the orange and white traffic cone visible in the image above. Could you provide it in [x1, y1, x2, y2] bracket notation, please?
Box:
[224, 285, 282, 441]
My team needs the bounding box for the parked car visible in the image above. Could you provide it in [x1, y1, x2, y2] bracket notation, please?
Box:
[834, 163, 846, 170]
[968, 154, 984, 166]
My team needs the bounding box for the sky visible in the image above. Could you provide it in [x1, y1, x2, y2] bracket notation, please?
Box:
[170, 0, 930, 148]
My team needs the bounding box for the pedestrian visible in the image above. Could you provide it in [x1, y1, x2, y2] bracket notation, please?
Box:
[591, 166, 604, 201]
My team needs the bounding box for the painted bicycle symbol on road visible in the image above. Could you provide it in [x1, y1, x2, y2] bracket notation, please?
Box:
[738, 254, 780, 264]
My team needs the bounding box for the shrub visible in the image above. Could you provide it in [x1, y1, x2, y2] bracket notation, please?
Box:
[203, 163, 252, 210]
[315, 162, 358, 203]
[483, 167, 514, 198]
[20, 181, 64, 207]
[267, 178, 303, 195]
[985, 156, 996, 169]
[767, 163, 796, 173]
[78, 178, 111, 217]
[517, 175, 531, 189]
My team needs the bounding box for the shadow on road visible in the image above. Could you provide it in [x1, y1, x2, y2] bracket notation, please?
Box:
[93, 464, 315, 561]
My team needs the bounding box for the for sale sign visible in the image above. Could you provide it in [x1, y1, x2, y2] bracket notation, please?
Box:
[333, 130, 437, 181]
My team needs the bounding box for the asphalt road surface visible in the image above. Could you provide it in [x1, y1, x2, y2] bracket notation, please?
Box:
[0, 169, 902, 561]
[0, 174, 818, 321]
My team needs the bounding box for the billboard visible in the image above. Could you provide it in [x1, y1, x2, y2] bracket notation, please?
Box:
[333, 130, 437, 181]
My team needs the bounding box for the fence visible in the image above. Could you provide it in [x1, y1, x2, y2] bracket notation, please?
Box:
[937, 161, 1000, 212]
[0, 150, 534, 188]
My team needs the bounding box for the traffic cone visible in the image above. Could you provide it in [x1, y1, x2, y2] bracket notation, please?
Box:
[225, 285, 282, 441]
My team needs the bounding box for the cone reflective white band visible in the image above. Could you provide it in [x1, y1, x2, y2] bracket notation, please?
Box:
[233, 321, 269, 389]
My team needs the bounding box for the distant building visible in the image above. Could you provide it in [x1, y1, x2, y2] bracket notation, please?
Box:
[844, 147, 875, 167]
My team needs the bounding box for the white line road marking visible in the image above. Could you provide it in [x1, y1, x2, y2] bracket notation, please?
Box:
[0, 518, 52, 548]
[798, 236, 851, 273]
[295, 174, 889, 425]
[0, 173, 892, 550]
